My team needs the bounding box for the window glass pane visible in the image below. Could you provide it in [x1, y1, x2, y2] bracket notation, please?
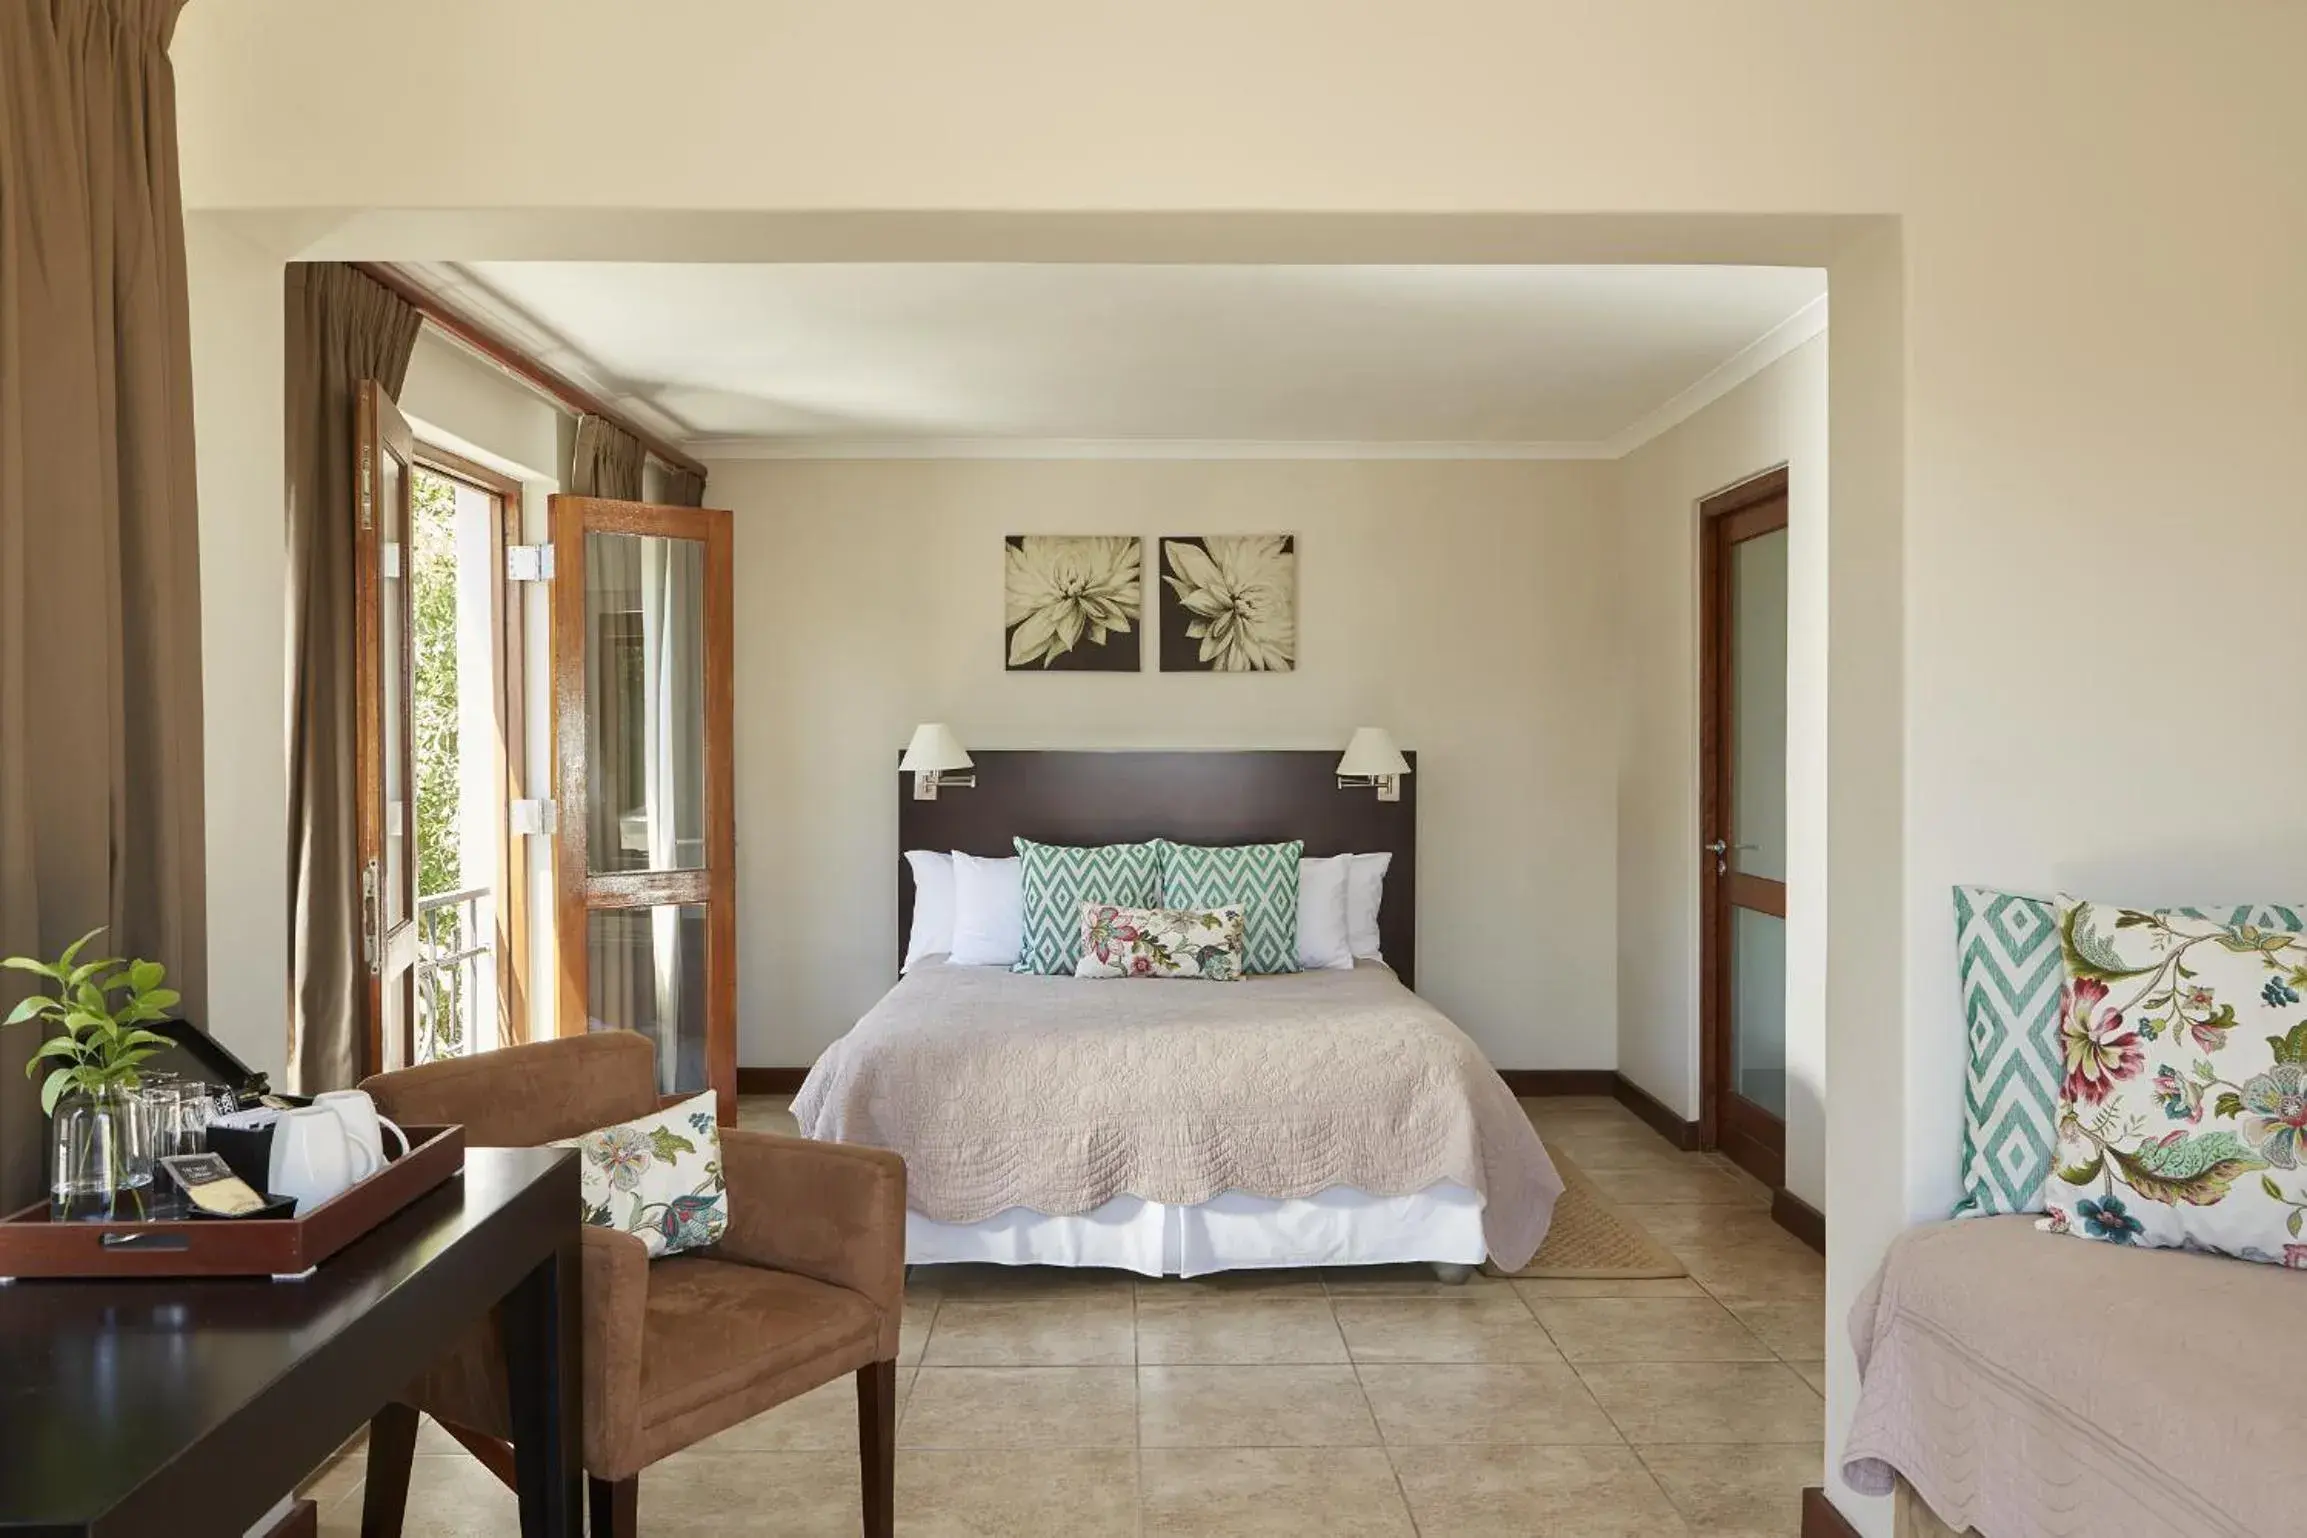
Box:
[382, 450, 410, 927]
[585, 532, 707, 874]
[586, 905, 708, 1095]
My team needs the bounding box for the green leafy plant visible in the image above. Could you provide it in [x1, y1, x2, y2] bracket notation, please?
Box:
[4, 928, 180, 1115]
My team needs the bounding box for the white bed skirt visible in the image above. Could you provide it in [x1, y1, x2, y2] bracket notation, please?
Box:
[905, 1183, 1488, 1279]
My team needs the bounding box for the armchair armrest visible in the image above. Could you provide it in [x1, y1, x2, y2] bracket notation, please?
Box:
[712, 1130, 908, 1347]
[580, 1224, 653, 1477]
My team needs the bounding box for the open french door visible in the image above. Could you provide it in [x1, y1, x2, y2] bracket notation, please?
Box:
[355, 381, 420, 1075]
[548, 496, 737, 1123]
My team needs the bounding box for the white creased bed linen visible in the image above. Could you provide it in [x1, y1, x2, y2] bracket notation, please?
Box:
[795, 959, 1561, 1271]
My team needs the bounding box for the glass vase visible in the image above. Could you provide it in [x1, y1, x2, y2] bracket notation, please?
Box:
[51, 1085, 154, 1210]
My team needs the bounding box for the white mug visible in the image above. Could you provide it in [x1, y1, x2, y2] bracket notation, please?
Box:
[267, 1106, 355, 1216]
[312, 1089, 410, 1181]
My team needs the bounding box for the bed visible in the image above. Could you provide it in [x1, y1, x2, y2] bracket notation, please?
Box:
[791, 749, 1562, 1277]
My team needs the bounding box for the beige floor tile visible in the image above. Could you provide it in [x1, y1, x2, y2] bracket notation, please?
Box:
[1790, 1358, 1829, 1394]
[1333, 1297, 1563, 1364]
[637, 1450, 863, 1537]
[1618, 1203, 1791, 1249]
[316, 1485, 365, 1538]
[898, 1449, 1138, 1537]
[1135, 1297, 1347, 1364]
[374, 1454, 522, 1538]
[1576, 1361, 1824, 1444]
[1138, 1365, 1380, 1448]
[1638, 1441, 1824, 1536]
[1388, 1444, 1692, 1537]
[924, 1294, 1138, 1366]
[1322, 1263, 1514, 1299]
[297, 1445, 366, 1509]
[901, 1367, 1139, 1449]
[897, 1296, 936, 1367]
[1509, 1275, 1704, 1301]
[1583, 1161, 1774, 1206]
[691, 1371, 908, 1452]
[908, 1262, 1137, 1298]
[1141, 1448, 1416, 1536]
[1139, 1268, 1328, 1299]
[1357, 1362, 1623, 1446]
[1679, 1240, 1827, 1300]
[1528, 1297, 1775, 1363]
[1721, 1297, 1827, 1360]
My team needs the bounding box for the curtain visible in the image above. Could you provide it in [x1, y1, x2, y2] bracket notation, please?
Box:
[659, 464, 707, 508]
[284, 263, 421, 1094]
[0, 0, 207, 1209]
[570, 415, 644, 500]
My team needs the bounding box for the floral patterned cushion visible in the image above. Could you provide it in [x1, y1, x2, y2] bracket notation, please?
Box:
[553, 1090, 728, 1259]
[1075, 903, 1247, 981]
[2040, 897, 2307, 1265]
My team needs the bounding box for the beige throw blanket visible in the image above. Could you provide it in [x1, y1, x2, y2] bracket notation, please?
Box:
[795, 961, 1561, 1270]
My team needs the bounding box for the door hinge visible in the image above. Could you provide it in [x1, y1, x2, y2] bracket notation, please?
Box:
[359, 444, 373, 531]
[510, 798, 558, 836]
[361, 859, 381, 974]
[506, 544, 556, 582]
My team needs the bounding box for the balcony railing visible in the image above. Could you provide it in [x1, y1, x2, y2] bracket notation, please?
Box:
[416, 886, 494, 1064]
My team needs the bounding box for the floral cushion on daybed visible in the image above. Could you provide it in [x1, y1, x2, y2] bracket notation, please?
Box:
[1074, 903, 1246, 980]
[2040, 896, 2307, 1264]
[553, 1091, 728, 1259]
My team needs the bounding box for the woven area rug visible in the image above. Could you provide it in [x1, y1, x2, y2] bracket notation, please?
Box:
[1486, 1146, 1686, 1280]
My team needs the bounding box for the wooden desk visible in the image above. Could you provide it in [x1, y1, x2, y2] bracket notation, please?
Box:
[0, 1147, 581, 1538]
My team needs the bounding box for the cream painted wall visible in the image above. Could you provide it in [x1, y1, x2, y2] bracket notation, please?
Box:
[166, 6, 2307, 1529]
[712, 457, 1619, 1072]
[1616, 334, 1828, 1208]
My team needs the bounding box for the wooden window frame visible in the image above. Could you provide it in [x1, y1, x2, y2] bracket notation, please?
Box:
[410, 444, 533, 1051]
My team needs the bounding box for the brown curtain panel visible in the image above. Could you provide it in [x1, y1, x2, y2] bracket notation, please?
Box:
[285, 264, 421, 1094]
[571, 415, 646, 500]
[0, 0, 207, 1208]
[660, 464, 707, 508]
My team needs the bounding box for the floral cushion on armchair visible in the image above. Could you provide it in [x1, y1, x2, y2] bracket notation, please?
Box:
[553, 1090, 729, 1259]
[2040, 897, 2307, 1265]
[1074, 903, 1247, 980]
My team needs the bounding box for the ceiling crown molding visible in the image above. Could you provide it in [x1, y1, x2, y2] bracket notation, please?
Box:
[1599, 292, 1829, 458]
[682, 436, 1621, 462]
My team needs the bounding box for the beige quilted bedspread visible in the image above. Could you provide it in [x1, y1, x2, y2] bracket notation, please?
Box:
[793, 960, 1562, 1270]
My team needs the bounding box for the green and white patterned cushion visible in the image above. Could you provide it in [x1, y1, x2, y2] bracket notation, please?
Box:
[1013, 838, 1161, 975]
[1156, 838, 1304, 975]
[1952, 886, 2307, 1219]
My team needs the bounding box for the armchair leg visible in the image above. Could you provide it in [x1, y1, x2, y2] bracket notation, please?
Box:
[359, 1402, 419, 1538]
[857, 1359, 897, 1538]
[587, 1475, 637, 1538]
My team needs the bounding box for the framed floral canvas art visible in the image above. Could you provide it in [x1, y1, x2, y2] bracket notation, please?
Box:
[1159, 534, 1297, 672]
[1003, 535, 1143, 670]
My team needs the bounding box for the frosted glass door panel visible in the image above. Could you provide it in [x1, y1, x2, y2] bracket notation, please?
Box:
[1731, 907, 1787, 1119]
[1730, 528, 1788, 882]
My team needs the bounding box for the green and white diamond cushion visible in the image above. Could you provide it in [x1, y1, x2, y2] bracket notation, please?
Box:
[1156, 838, 1304, 975]
[1951, 886, 2306, 1219]
[1013, 838, 1161, 975]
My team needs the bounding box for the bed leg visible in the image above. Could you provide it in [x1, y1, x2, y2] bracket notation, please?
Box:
[1429, 1262, 1475, 1285]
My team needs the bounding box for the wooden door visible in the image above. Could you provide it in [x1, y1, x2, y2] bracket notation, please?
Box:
[548, 496, 737, 1123]
[1701, 468, 1790, 1188]
[356, 382, 420, 1075]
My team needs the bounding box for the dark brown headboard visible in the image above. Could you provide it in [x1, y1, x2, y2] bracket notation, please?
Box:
[898, 749, 1417, 988]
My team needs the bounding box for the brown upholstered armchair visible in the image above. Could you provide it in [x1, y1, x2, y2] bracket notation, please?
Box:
[359, 1032, 905, 1538]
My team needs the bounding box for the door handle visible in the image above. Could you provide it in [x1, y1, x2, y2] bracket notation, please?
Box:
[1705, 839, 1759, 874]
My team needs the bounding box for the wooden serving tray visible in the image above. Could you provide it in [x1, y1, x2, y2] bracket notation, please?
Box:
[0, 1124, 465, 1282]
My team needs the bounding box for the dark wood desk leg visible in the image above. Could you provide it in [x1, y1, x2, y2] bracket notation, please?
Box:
[360, 1403, 419, 1538]
[502, 1238, 582, 1538]
[857, 1359, 896, 1538]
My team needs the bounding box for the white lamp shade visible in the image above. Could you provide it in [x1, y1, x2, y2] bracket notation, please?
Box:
[900, 723, 974, 774]
[1337, 727, 1410, 778]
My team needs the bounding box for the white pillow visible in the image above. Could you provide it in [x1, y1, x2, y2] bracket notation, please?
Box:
[1347, 851, 1392, 962]
[1297, 854, 1355, 970]
[902, 850, 954, 973]
[948, 852, 1024, 967]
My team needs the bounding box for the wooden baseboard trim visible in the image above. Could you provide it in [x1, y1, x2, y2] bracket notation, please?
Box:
[1496, 1069, 1617, 1097]
[736, 1067, 810, 1094]
[1802, 1487, 1861, 1538]
[1610, 1073, 1702, 1151]
[1772, 1187, 1827, 1254]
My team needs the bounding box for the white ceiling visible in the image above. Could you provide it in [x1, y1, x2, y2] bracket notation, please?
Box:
[427, 262, 1827, 457]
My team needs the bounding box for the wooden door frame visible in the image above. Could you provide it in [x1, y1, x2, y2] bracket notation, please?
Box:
[355, 382, 419, 1079]
[1698, 465, 1790, 1183]
[549, 497, 738, 1124]
[411, 444, 530, 1052]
